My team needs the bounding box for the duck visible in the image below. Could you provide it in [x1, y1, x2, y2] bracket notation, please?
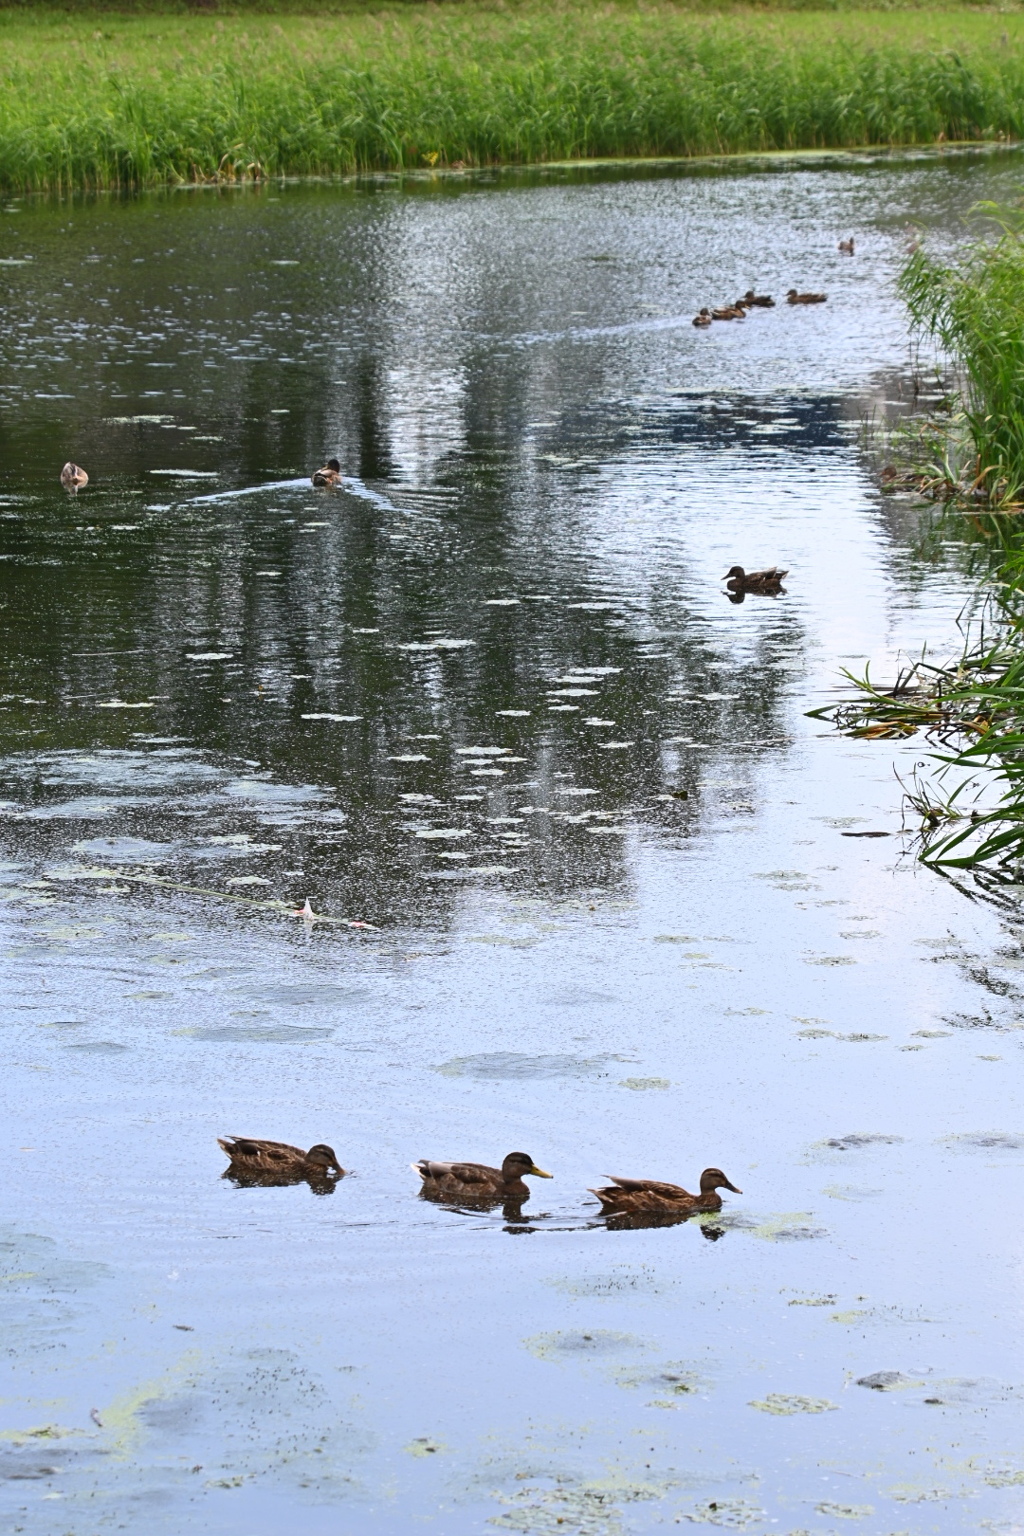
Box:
[724, 564, 788, 592]
[589, 1167, 742, 1216]
[311, 457, 342, 487]
[711, 305, 745, 320]
[60, 462, 88, 490]
[740, 289, 775, 308]
[786, 289, 827, 305]
[838, 238, 855, 255]
[692, 309, 713, 328]
[413, 1151, 552, 1202]
[218, 1136, 344, 1178]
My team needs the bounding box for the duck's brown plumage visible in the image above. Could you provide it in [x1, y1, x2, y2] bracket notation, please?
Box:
[413, 1151, 552, 1202]
[723, 564, 788, 593]
[692, 309, 712, 328]
[740, 290, 775, 308]
[311, 458, 342, 487]
[786, 289, 827, 305]
[711, 305, 745, 321]
[60, 462, 88, 490]
[218, 1136, 344, 1177]
[589, 1167, 742, 1215]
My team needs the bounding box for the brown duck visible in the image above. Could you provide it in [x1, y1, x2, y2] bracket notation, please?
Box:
[590, 1167, 742, 1215]
[311, 457, 342, 487]
[724, 564, 788, 593]
[838, 238, 855, 255]
[786, 289, 827, 305]
[218, 1136, 344, 1178]
[739, 290, 775, 308]
[692, 308, 713, 328]
[413, 1151, 552, 1202]
[60, 462, 88, 490]
[711, 305, 745, 320]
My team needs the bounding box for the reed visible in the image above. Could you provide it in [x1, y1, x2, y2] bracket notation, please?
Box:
[2, 6, 1024, 193]
[899, 217, 1024, 505]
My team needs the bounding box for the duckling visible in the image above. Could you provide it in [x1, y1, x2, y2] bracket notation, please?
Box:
[311, 457, 342, 487]
[590, 1167, 742, 1215]
[838, 238, 855, 255]
[218, 1136, 344, 1178]
[724, 564, 788, 593]
[60, 462, 88, 491]
[413, 1151, 552, 1202]
[740, 289, 775, 308]
[786, 289, 827, 305]
[711, 305, 745, 321]
[692, 308, 713, 328]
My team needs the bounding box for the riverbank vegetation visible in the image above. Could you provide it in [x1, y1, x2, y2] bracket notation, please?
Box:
[816, 208, 1024, 872]
[2, 5, 1024, 193]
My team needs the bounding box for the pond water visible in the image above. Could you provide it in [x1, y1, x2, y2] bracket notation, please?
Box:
[2, 148, 1024, 1536]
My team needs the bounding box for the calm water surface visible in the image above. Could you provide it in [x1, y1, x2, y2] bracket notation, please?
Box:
[2, 150, 1024, 1536]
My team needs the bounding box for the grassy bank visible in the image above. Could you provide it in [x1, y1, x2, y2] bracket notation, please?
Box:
[2, 5, 1024, 192]
[814, 212, 1024, 872]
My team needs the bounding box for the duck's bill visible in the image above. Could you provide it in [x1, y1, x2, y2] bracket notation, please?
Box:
[723, 1179, 742, 1193]
[529, 1165, 553, 1178]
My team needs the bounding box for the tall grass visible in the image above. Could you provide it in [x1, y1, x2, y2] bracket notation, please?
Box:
[815, 209, 1024, 871]
[2, 6, 1024, 192]
[899, 215, 1024, 504]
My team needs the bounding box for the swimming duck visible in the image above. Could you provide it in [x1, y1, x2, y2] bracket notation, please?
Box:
[724, 564, 788, 592]
[692, 309, 713, 328]
[589, 1167, 742, 1215]
[311, 458, 342, 487]
[711, 306, 745, 321]
[740, 290, 775, 308]
[60, 462, 88, 490]
[786, 289, 827, 305]
[838, 238, 855, 255]
[413, 1151, 552, 1202]
[218, 1136, 344, 1177]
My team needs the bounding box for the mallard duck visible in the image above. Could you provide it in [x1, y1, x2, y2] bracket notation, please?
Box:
[711, 305, 745, 321]
[838, 238, 855, 255]
[740, 290, 775, 308]
[413, 1151, 552, 1202]
[218, 1136, 344, 1177]
[724, 564, 788, 592]
[589, 1167, 742, 1215]
[60, 462, 88, 490]
[692, 309, 712, 328]
[786, 289, 827, 305]
[311, 458, 342, 487]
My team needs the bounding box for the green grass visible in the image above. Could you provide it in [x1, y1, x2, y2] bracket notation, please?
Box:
[2, 5, 1024, 192]
[814, 214, 1024, 871]
[900, 218, 1024, 504]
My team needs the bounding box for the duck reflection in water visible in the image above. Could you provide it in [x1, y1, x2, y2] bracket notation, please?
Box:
[599, 1208, 726, 1239]
[413, 1151, 552, 1214]
[218, 1136, 345, 1196]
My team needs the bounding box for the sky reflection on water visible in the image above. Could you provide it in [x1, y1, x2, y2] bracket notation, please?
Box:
[1, 151, 1024, 1535]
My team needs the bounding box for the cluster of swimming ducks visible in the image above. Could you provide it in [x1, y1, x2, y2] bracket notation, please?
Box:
[218, 1137, 743, 1222]
[693, 286, 828, 327]
[693, 241, 852, 327]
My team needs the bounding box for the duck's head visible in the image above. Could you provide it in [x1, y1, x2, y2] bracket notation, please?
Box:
[502, 1152, 552, 1180]
[724, 566, 746, 580]
[699, 1167, 742, 1194]
[326, 458, 341, 473]
[306, 1143, 343, 1174]
[786, 289, 798, 297]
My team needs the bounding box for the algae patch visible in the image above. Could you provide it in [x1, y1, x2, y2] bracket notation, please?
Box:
[748, 1393, 837, 1415]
